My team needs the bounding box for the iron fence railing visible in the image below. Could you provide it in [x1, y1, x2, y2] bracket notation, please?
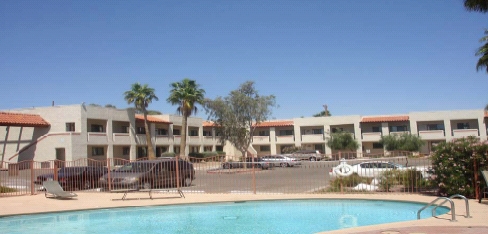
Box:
[0, 155, 436, 197]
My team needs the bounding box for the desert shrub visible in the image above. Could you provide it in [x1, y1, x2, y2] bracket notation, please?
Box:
[377, 169, 424, 191]
[282, 146, 302, 154]
[431, 137, 488, 198]
[329, 173, 371, 190]
[160, 152, 176, 157]
[0, 186, 16, 193]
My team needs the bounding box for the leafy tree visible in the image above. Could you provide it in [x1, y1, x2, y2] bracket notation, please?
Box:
[313, 110, 332, 117]
[124, 83, 159, 160]
[127, 108, 161, 115]
[379, 133, 424, 152]
[167, 78, 205, 159]
[105, 104, 117, 108]
[464, 0, 488, 12]
[204, 81, 276, 161]
[326, 131, 359, 151]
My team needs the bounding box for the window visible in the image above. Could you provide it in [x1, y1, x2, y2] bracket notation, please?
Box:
[204, 146, 212, 152]
[312, 129, 323, 134]
[372, 126, 381, 132]
[372, 143, 383, 149]
[258, 130, 270, 136]
[216, 145, 223, 151]
[203, 130, 212, 136]
[190, 146, 199, 153]
[92, 147, 104, 156]
[136, 127, 146, 134]
[66, 122, 75, 132]
[156, 128, 167, 136]
[122, 147, 130, 156]
[457, 123, 470, 129]
[173, 129, 181, 136]
[314, 144, 324, 152]
[90, 124, 104, 132]
[427, 124, 444, 131]
[279, 130, 293, 136]
[121, 126, 129, 133]
[331, 128, 343, 133]
[260, 146, 271, 152]
[173, 146, 180, 154]
[189, 129, 198, 136]
[389, 125, 407, 132]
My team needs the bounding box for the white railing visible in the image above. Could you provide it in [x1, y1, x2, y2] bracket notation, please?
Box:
[452, 129, 479, 138]
[418, 130, 445, 140]
[361, 132, 382, 141]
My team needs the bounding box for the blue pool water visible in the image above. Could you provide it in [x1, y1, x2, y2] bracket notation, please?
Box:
[0, 199, 449, 234]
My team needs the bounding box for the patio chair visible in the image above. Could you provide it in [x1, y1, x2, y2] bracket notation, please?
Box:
[479, 170, 488, 203]
[43, 181, 78, 199]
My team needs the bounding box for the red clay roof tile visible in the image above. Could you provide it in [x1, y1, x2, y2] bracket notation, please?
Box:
[0, 112, 50, 127]
[361, 115, 409, 123]
[203, 121, 216, 127]
[135, 114, 172, 124]
[253, 121, 294, 127]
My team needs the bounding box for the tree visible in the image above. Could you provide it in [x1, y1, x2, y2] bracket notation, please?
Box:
[204, 81, 276, 161]
[167, 78, 205, 159]
[127, 108, 161, 115]
[464, 0, 488, 13]
[326, 131, 359, 151]
[313, 110, 331, 117]
[124, 83, 159, 159]
[379, 133, 425, 152]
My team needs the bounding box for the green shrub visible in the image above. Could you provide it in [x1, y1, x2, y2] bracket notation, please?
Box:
[378, 169, 426, 191]
[160, 152, 176, 157]
[329, 173, 371, 190]
[0, 186, 16, 193]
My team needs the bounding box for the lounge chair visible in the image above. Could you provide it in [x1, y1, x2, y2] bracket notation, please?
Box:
[479, 170, 488, 203]
[43, 181, 78, 199]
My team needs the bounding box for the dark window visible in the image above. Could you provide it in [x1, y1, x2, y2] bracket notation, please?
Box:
[173, 129, 181, 135]
[372, 143, 383, 149]
[121, 126, 129, 133]
[91, 124, 104, 132]
[389, 125, 407, 132]
[122, 147, 130, 156]
[457, 123, 470, 129]
[137, 127, 146, 134]
[312, 129, 323, 134]
[203, 130, 212, 136]
[279, 130, 293, 136]
[216, 145, 223, 151]
[92, 147, 104, 156]
[189, 130, 198, 136]
[260, 146, 271, 152]
[66, 122, 75, 132]
[427, 124, 444, 131]
[259, 130, 270, 136]
[372, 126, 381, 132]
[156, 128, 167, 136]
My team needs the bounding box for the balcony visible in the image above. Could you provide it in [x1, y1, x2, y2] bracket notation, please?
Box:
[301, 134, 324, 143]
[418, 130, 445, 140]
[87, 132, 108, 144]
[203, 136, 218, 144]
[112, 133, 131, 144]
[155, 135, 172, 144]
[135, 134, 148, 145]
[361, 132, 382, 141]
[389, 131, 410, 136]
[452, 129, 479, 138]
[252, 136, 270, 144]
[188, 136, 201, 144]
[173, 136, 181, 144]
[276, 135, 295, 144]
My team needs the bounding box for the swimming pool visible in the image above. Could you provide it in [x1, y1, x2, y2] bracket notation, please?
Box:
[0, 199, 449, 234]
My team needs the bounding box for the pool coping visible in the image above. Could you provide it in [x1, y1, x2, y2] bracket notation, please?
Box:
[0, 192, 487, 233]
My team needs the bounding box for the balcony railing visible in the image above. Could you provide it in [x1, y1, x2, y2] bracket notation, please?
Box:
[452, 129, 479, 138]
[155, 135, 172, 144]
[87, 132, 108, 144]
[276, 135, 295, 144]
[418, 130, 445, 140]
[112, 133, 131, 144]
[135, 134, 148, 145]
[252, 136, 270, 144]
[188, 136, 200, 144]
[389, 131, 410, 135]
[301, 134, 324, 142]
[361, 132, 382, 141]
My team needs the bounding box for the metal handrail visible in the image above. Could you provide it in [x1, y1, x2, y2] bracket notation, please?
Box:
[432, 194, 471, 218]
[417, 197, 456, 222]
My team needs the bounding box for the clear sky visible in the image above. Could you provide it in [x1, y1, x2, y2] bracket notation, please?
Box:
[1, 0, 487, 120]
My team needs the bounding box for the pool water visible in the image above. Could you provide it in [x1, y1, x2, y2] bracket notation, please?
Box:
[0, 199, 449, 234]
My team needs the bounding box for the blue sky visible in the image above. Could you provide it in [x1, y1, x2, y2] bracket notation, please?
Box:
[1, 0, 487, 120]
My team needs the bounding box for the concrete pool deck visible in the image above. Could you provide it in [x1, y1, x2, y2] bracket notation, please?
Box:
[0, 192, 487, 234]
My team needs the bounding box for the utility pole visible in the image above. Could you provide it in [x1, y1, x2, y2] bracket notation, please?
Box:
[323, 105, 328, 117]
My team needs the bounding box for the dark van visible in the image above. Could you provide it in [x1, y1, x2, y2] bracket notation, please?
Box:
[99, 158, 195, 190]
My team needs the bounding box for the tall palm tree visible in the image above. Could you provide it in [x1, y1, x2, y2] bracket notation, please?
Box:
[124, 83, 159, 160]
[167, 78, 205, 159]
[464, 0, 488, 13]
[476, 30, 488, 73]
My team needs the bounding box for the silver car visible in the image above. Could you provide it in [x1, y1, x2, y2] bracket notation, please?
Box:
[260, 155, 301, 167]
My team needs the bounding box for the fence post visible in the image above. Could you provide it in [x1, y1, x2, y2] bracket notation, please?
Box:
[175, 156, 180, 189]
[107, 158, 111, 191]
[30, 161, 35, 195]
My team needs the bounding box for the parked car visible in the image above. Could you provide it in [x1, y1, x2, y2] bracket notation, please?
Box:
[260, 155, 301, 167]
[35, 166, 108, 190]
[99, 158, 195, 190]
[287, 150, 326, 161]
[328, 161, 432, 178]
[222, 157, 271, 170]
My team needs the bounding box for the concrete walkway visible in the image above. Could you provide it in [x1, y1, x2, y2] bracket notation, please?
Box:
[0, 192, 487, 234]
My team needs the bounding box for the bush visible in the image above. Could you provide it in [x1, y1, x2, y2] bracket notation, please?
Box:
[0, 186, 16, 193]
[160, 152, 176, 157]
[329, 173, 371, 190]
[378, 169, 427, 191]
[282, 146, 302, 154]
[431, 137, 488, 198]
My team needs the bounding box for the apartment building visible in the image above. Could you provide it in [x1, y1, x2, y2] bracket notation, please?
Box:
[0, 104, 226, 164]
[1, 104, 486, 164]
[251, 109, 488, 157]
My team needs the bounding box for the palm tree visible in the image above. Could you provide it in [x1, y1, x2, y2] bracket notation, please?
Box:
[464, 0, 488, 13]
[476, 30, 488, 73]
[124, 83, 159, 160]
[167, 78, 205, 159]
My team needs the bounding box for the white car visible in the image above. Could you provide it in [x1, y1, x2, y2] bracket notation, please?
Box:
[329, 161, 432, 178]
[260, 155, 302, 167]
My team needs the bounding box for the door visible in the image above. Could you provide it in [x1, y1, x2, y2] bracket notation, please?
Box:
[55, 148, 66, 168]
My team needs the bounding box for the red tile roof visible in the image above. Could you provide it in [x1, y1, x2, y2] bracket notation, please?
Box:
[253, 120, 294, 127]
[203, 121, 217, 127]
[135, 114, 172, 124]
[361, 115, 409, 123]
[0, 112, 50, 127]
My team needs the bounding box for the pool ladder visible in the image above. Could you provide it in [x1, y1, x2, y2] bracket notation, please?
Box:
[417, 194, 471, 222]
